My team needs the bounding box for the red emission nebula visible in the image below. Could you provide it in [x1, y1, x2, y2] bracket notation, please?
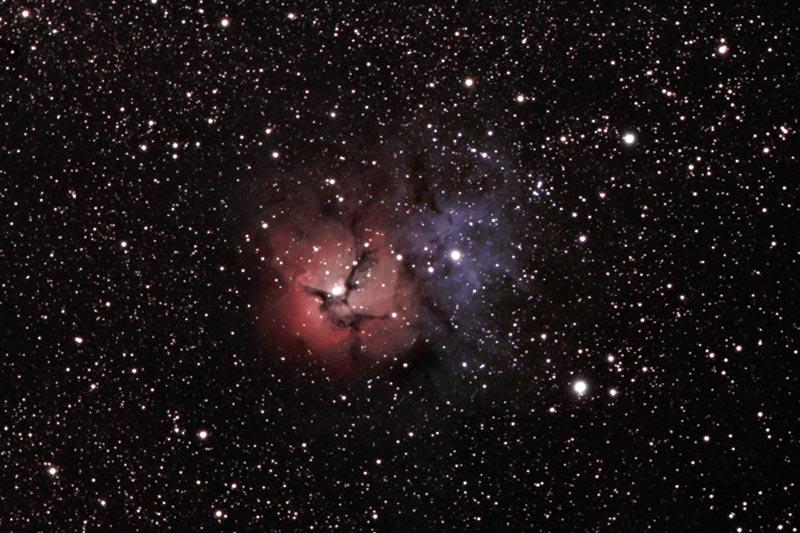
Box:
[258, 188, 420, 373]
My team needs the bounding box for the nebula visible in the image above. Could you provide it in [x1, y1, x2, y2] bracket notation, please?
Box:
[256, 162, 522, 373]
[258, 182, 421, 372]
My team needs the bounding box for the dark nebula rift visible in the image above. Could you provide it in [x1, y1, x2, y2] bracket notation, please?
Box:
[256, 168, 521, 374]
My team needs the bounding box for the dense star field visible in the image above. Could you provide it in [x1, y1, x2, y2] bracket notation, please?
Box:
[2, 2, 798, 531]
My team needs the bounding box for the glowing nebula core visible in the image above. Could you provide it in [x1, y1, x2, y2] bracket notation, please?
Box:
[259, 194, 420, 372]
